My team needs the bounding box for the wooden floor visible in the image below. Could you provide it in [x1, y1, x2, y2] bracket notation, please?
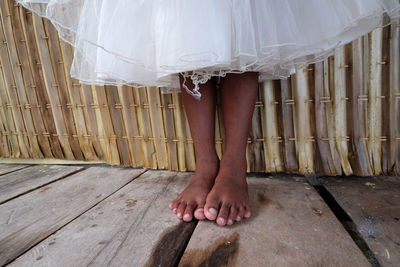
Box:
[0, 164, 399, 267]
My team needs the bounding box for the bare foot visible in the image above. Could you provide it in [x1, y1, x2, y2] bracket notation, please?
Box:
[204, 156, 251, 226]
[169, 158, 219, 222]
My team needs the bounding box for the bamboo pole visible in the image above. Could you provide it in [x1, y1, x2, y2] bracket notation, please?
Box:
[90, 85, 120, 165]
[381, 23, 391, 174]
[43, 19, 84, 160]
[146, 86, 168, 169]
[0, 67, 13, 157]
[30, 13, 74, 159]
[293, 67, 315, 174]
[0, 0, 31, 158]
[19, 6, 64, 158]
[80, 84, 103, 159]
[279, 79, 298, 173]
[389, 19, 400, 175]
[172, 90, 186, 171]
[161, 92, 178, 171]
[325, 58, 343, 175]
[117, 85, 143, 167]
[59, 39, 97, 161]
[368, 27, 383, 175]
[351, 37, 373, 176]
[260, 80, 283, 172]
[314, 61, 338, 175]
[2, 0, 44, 158]
[11, 1, 53, 158]
[133, 86, 156, 168]
[105, 85, 130, 166]
[0, 43, 20, 157]
[333, 46, 353, 175]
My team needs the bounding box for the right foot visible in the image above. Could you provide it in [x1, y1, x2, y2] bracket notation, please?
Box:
[169, 158, 219, 222]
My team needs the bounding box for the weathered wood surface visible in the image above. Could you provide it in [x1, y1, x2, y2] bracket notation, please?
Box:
[0, 164, 28, 175]
[0, 164, 83, 204]
[179, 176, 370, 267]
[9, 170, 195, 267]
[4, 163, 396, 266]
[322, 176, 400, 267]
[0, 166, 145, 266]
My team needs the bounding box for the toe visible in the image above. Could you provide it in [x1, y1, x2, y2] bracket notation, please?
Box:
[169, 197, 180, 210]
[183, 203, 195, 222]
[194, 207, 206, 220]
[244, 205, 251, 218]
[236, 206, 245, 221]
[228, 205, 238, 225]
[176, 202, 186, 219]
[204, 196, 220, 221]
[216, 203, 230, 226]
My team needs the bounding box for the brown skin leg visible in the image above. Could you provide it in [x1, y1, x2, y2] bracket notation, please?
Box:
[169, 75, 219, 222]
[204, 72, 259, 226]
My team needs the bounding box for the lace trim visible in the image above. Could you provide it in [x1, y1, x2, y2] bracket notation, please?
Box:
[181, 72, 210, 100]
[181, 71, 231, 100]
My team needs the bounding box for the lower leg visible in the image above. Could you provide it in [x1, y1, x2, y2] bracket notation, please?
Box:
[204, 72, 259, 226]
[169, 75, 219, 221]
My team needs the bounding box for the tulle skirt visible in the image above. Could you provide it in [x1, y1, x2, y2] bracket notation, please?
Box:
[16, 0, 400, 99]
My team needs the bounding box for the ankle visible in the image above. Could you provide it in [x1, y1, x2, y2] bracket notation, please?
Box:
[218, 154, 247, 177]
[194, 156, 219, 175]
[220, 153, 246, 168]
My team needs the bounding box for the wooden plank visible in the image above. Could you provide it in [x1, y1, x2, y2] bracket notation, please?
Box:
[322, 176, 400, 266]
[9, 170, 195, 267]
[0, 164, 83, 204]
[180, 176, 370, 267]
[0, 166, 145, 266]
[0, 164, 28, 176]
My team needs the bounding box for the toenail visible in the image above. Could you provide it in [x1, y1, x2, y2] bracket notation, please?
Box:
[183, 214, 190, 220]
[173, 208, 177, 213]
[177, 212, 182, 217]
[228, 219, 233, 225]
[209, 208, 217, 215]
[217, 217, 225, 224]
[236, 216, 241, 221]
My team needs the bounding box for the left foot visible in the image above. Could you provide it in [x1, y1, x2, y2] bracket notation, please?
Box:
[204, 156, 251, 226]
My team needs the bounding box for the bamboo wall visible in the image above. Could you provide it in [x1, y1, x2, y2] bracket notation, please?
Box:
[0, 1, 399, 176]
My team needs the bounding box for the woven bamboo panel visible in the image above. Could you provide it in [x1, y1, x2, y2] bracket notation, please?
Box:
[0, 1, 399, 176]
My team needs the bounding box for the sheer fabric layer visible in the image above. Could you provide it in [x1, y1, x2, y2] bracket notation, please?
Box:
[17, 0, 400, 99]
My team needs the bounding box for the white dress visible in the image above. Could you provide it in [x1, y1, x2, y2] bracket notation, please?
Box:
[16, 0, 400, 99]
